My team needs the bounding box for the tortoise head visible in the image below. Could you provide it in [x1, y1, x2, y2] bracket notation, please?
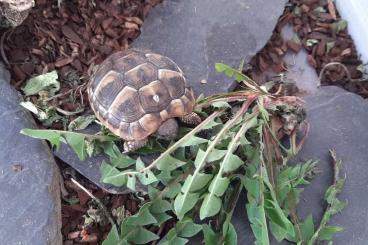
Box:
[155, 118, 179, 140]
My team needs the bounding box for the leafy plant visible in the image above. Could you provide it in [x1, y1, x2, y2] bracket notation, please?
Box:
[22, 63, 345, 244]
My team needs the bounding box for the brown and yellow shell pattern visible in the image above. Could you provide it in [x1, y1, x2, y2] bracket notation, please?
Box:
[88, 49, 196, 141]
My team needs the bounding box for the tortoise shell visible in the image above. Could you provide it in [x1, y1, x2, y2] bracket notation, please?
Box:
[88, 49, 196, 141]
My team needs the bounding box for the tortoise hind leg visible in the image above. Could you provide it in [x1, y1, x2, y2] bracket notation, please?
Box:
[123, 138, 148, 152]
[180, 112, 202, 125]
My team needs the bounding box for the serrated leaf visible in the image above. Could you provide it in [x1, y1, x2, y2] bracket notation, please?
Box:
[126, 203, 157, 226]
[20, 128, 64, 149]
[163, 182, 181, 199]
[102, 225, 126, 245]
[202, 224, 221, 245]
[122, 225, 159, 244]
[174, 192, 200, 220]
[100, 161, 128, 186]
[201, 119, 222, 130]
[194, 148, 227, 168]
[152, 212, 172, 225]
[127, 174, 136, 191]
[135, 157, 145, 170]
[68, 115, 96, 131]
[223, 154, 244, 173]
[156, 154, 187, 171]
[224, 223, 237, 245]
[300, 215, 315, 242]
[150, 199, 172, 213]
[181, 173, 213, 193]
[101, 142, 135, 168]
[65, 133, 87, 160]
[212, 101, 231, 109]
[318, 226, 343, 241]
[208, 176, 230, 197]
[22, 71, 60, 96]
[176, 219, 202, 238]
[246, 203, 270, 245]
[264, 199, 295, 237]
[179, 136, 208, 147]
[200, 194, 222, 220]
[137, 170, 158, 185]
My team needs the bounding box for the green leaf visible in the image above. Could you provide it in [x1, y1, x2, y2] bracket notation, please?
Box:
[200, 194, 222, 220]
[150, 199, 172, 213]
[201, 119, 222, 130]
[306, 39, 319, 47]
[174, 192, 200, 220]
[20, 128, 64, 149]
[101, 142, 136, 168]
[300, 215, 315, 242]
[208, 176, 230, 197]
[176, 219, 202, 238]
[181, 173, 213, 193]
[163, 182, 181, 199]
[156, 154, 187, 171]
[264, 199, 295, 237]
[194, 148, 227, 168]
[212, 101, 231, 109]
[224, 223, 237, 245]
[161, 237, 188, 245]
[331, 20, 348, 33]
[22, 71, 60, 96]
[68, 115, 96, 131]
[318, 226, 343, 241]
[152, 212, 172, 225]
[126, 203, 157, 226]
[127, 174, 136, 191]
[178, 136, 208, 147]
[246, 203, 270, 245]
[223, 154, 244, 173]
[100, 161, 128, 186]
[102, 225, 125, 245]
[121, 224, 159, 244]
[202, 224, 221, 245]
[137, 170, 158, 185]
[65, 133, 87, 160]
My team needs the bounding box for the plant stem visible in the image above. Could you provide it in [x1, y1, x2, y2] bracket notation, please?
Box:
[139, 110, 223, 172]
[71, 178, 115, 226]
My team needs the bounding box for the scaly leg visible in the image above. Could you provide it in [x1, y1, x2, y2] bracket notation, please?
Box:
[180, 112, 202, 125]
[123, 138, 148, 152]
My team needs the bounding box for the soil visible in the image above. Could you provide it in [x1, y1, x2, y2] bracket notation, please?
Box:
[0, 0, 366, 244]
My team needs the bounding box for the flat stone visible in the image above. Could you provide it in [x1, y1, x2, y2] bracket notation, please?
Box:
[0, 64, 62, 244]
[132, 0, 286, 96]
[281, 25, 320, 94]
[192, 86, 368, 244]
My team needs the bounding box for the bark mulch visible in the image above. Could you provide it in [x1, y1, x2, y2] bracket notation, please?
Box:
[1, 0, 366, 244]
[246, 0, 367, 98]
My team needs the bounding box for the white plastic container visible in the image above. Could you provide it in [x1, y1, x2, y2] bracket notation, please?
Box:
[336, 0, 368, 63]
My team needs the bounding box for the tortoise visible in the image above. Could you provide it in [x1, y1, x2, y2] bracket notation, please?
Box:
[88, 49, 201, 152]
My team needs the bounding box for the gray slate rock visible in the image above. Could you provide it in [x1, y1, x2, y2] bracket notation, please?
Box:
[132, 0, 286, 96]
[0, 64, 62, 245]
[194, 86, 368, 244]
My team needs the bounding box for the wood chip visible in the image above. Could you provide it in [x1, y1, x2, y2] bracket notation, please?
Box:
[286, 40, 302, 53]
[327, 0, 337, 20]
[62, 25, 83, 45]
[55, 57, 74, 68]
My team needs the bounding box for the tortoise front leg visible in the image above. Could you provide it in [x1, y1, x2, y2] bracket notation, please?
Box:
[123, 138, 148, 152]
[180, 112, 202, 125]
